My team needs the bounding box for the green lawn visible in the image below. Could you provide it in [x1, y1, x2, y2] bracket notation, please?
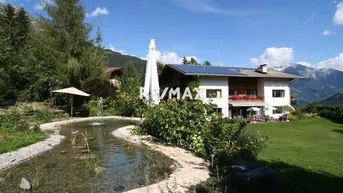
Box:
[247, 118, 343, 193]
[0, 131, 47, 154]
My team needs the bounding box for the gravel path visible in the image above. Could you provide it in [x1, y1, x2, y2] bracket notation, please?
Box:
[0, 116, 142, 170]
[112, 125, 210, 193]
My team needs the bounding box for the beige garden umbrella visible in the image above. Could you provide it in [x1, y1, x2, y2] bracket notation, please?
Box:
[52, 87, 90, 117]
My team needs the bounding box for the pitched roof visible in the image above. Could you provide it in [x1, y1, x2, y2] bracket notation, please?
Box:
[231, 69, 304, 79]
[168, 64, 244, 76]
[104, 67, 123, 73]
[166, 64, 303, 79]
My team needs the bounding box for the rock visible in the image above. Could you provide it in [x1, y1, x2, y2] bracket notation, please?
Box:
[137, 180, 145, 186]
[94, 167, 106, 174]
[114, 185, 125, 192]
[19, 178, 31, 190]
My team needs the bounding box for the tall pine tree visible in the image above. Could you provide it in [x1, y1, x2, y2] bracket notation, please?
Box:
[41, 0, 105, 89]
[120, 61, 141, 96]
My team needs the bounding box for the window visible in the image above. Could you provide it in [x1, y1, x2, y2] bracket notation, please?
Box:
[213, 108, 222, 115]
[229, 89, 238, 96]
[245, 89, 257, 95]
[273, 107, 284, 114]
[206, 89, 222, 98]
[272, 90, 285, 98]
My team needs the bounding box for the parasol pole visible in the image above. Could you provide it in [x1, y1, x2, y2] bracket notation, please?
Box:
[70, 94, 74, 118]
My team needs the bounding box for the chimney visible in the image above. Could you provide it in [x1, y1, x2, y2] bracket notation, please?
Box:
[257, 64, 267, 74]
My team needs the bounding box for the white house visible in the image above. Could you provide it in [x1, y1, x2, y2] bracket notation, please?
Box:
[160, 64, 303, 119]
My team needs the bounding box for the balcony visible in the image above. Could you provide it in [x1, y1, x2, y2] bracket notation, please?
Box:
[229, 95, 264, 102]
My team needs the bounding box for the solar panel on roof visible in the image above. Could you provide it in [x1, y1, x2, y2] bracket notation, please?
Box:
[169, 64, 244, 76]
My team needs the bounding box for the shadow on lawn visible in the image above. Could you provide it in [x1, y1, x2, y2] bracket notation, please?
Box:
[259, 160, 343, 193]
[332, 129, 343, 134]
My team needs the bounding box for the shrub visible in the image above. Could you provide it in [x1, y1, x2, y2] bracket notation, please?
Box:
[33, 109, 53, 123]
[303, 113, 318, 120]
[137, 99, 266, 160]
[83, 99, 98, 116]
[0, 109, 30, 132]
[112, 92, 147, 117]
[287, 113, 297, 121]
[137, 99, 216, 153]
[84, 96, 147, 118]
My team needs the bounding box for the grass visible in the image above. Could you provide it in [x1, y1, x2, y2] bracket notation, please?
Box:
[0, 130, 47, 154]
[247, 118, 343, 193]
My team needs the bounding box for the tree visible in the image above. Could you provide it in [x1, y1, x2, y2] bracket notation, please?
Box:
[182, 56, 189, 65]
[190, 57, 199, 65]
[0, 4, 33, 105]
[41, 0, 105, 89]
[203, 61, 212, 66]
[157, 61, 165, 75]
[120, 61, 141, 96]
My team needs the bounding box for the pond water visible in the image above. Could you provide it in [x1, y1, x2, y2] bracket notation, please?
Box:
[0, 120, 174, 193]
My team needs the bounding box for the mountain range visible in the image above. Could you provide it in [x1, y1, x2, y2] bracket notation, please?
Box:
[318, 93, 343, 105]
[105, 49, 146, 74]
[276, 63, 343, 106]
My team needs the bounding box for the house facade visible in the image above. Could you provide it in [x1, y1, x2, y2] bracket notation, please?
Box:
[160, 64, 303, 119]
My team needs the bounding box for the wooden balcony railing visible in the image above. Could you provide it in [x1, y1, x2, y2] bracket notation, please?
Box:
[229, 95, 264, 102]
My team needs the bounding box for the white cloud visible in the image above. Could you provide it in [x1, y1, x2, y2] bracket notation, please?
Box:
[296, 61, 313, 67]
[106, 44, 126, 55]
[155, 51, 199, 64]
[333, 2, 343, 25]
[322, 30, 336, 35]
[315, 52, 343, 70]
[86, 7, 109, 18]
[141, 50, 199, 64]
[169, 0, 253, 16]
[250, 47, 294, 67]
[33, 0, 53, 10]
[304, 12, 317, 24]
[34, 3, 43, 10]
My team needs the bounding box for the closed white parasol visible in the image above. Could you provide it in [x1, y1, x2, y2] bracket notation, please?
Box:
[143, 39, 160, 104]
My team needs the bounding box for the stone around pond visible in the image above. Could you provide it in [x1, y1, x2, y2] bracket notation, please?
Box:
[94, 166, 106, 174]
[137, 179, 145, 187]
[114, 185, 125, 192]
[19, 178, 31, 190]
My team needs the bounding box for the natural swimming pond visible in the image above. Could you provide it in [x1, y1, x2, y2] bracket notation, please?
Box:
[0, 120, 174, 193]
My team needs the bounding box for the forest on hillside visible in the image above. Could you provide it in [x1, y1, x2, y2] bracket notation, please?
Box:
[0, 1, 106, 106]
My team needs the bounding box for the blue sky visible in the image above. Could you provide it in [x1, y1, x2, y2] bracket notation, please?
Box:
[3, 0, 343, 70]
